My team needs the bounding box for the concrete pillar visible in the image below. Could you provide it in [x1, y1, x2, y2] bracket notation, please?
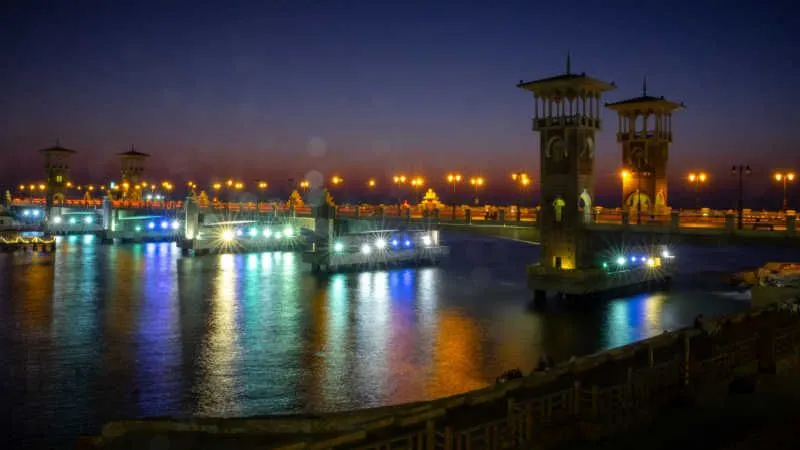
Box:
[355, 205, 361, 218]
[725, 213, 735, 233]
[786, 214, 796, 236]
[314, 205, 335, 242]
[272, 204, 279, 219]
[498, 209, 506, 225]
[670, 210, 680, 230]
[465, 208, 472, 224]
[516, 206, 522, 222]
[102, 196, 113, 231]
[621, 210, 630, 227]
[289, 204, 296, 218]
[405, 207, 411, 221]
[433, 208, 440, 221]
[184, 196, 199, 240]
[378, 206, 385, 221]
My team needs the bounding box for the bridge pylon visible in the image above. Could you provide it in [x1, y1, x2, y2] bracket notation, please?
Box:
[517, 55, 616, 271]
[118, 146, 149, 202]
[606, 78, 683, 217]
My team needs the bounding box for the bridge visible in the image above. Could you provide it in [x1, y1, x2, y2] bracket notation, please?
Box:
[7, 197, 798, 248]
[81, 303, 800, 449]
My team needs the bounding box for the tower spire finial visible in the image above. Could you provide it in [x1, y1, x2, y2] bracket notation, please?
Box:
[642, 75, 647, 96]
[566, 51, 571, 74]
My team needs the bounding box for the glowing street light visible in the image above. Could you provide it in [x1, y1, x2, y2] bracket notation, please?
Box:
[257, 181, 268, 190]
[731, 165, 752, 230]
[446, 173, 462, 193]
[331, 176, 343, 186]
[299, 180, 310, 192]
[774, 171, 796, 210]
[687, 172, 708, 209]
[469, 176, 484, 192]
[367, 179, 376, 188]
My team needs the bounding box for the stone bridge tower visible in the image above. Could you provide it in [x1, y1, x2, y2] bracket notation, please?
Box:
[118, 145, 149, 201]
[39, 142, 78, 212]
[517, 57, 615, 270]
[606, 79, 683, 217]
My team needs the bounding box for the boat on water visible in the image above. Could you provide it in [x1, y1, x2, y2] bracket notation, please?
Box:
[747, 262, 800, 309]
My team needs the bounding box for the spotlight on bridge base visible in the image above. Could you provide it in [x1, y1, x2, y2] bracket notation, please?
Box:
[160, 221, 169, 230]
[616, 257, 626, 266]
[263, 229, 272, 238]
[283, 227, 294, 238]
[52, 216, 62, 224]
[171, 220, 180, 230]
[148, 222, 155, 230]
[360, 244, 371, 255]
[375, 238, 386, 250]
[422, 235, 432, 247]
[84, 216, 93, 224]
[333, 242, 344, 252]
[222, 230, 235, 242]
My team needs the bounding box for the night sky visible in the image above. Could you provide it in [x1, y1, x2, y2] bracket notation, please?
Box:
[1, 0, 798, 206]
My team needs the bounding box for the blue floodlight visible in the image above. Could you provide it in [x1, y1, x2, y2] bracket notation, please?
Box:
[148, 222, 155, 230]
[404, 240, 412, 248]
[391, 239, 399, 247]
[160, 221, 168, 229]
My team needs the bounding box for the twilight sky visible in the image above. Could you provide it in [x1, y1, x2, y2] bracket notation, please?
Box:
[1, 0, 798, 205]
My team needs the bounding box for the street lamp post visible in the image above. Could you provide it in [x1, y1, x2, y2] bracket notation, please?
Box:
[446, 173, 462, 219]
[469, 177, 484, 205]
[731, 165, 751, 230]
[774, 171, 796, 211]
[511, 172, 530, 222]
[687, 172, 708, 209]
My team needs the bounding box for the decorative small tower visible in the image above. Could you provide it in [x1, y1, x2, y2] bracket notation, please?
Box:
[517, 56, 616, 270]
[39, 141, 78, 211]
[118, 145, 149, 201]
[606, 78, 683, 217]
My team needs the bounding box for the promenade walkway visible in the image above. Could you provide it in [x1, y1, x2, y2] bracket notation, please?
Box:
[563, 371, 800, 450]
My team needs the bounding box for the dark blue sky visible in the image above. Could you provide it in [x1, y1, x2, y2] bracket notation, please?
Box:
[1, 0, 798, 204]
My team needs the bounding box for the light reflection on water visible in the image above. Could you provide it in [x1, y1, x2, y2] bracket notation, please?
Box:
[3, 234, 796, 446]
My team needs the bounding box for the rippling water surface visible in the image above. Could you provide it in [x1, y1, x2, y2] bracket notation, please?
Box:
[1, 233, 797, 447]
